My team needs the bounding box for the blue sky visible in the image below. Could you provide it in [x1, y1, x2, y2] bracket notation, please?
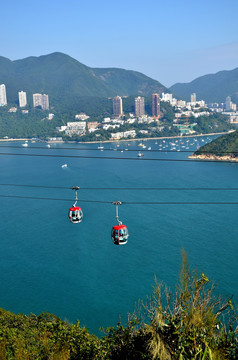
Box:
[1, 0, 238, 87]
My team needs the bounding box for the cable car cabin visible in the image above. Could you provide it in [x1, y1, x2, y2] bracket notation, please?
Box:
[68, 206, 83, 223]
[111, 224, 129, 245]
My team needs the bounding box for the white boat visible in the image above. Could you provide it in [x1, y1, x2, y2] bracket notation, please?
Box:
[47, 144, 51, 148]
[98, 141, 104, 150]
[137, 152, 144, 157]
[22, 141, 28, 147]
[61, 164, 68, 168]
[148, 147, 151, 150]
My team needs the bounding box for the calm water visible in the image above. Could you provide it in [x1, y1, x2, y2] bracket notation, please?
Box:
[0, 136, 237, 335]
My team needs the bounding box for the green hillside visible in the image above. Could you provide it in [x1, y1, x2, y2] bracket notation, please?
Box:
[0, 52, 168, 108]
[93, 67, 165, 96]
[170, 67, 238, 104]
[195, 130, 238, 156]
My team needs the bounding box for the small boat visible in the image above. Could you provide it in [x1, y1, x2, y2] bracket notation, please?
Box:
[137, 152, 144, 157]
[98, 141, 104, 150]
[22, 141, 28, 147]
[61, 164, 68, 168]
[148, 147, 151, 150]
[47, 144, 51, 148]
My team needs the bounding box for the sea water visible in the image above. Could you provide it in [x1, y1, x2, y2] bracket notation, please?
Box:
[0, 136, 237, 335]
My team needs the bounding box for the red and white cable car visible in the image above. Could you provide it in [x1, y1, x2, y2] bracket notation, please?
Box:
[111, 201, 129, 245]
[68, 186, 83, 223]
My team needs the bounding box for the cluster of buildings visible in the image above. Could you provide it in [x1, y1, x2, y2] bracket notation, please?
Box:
[56, 91, 238, 139]
[1, 79, 238, 138]
[112, 94, 161, 118]
[0, 84, 49, 110]
[56, 94, 161, 138]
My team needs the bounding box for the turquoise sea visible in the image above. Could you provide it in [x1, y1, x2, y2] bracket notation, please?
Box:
[0, 135, 237, 335]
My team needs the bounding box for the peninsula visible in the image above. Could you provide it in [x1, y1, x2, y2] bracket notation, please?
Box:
[190, 129, 238, 161]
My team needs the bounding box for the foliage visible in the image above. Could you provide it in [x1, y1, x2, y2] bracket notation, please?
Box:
[0, 252, 237, 359]
[142, 250, 238, 359]
[193, 113, 234, 135]
[0, 311, 102, 359]
[195, 129, 238, 157]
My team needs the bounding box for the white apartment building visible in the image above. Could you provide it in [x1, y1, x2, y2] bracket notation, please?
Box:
[161, 93, 173, 102]
[75, 113, 90, 120]
[18, 91, 27, 107]
[111, 132, 124, 139]
[138, 115, 154, 124]
[64, 122, 86, 136]
[103, 124, 120, 130]
[110, 130, 136, 139]
[0, 84, 7, 106]
[225, 96, 236, 111]
[187, 100, 206, 109]
[122, 130, 136, 138]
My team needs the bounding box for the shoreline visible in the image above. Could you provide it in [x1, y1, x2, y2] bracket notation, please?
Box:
[189, 154, 238, 162]
[0, 131, 232, 144]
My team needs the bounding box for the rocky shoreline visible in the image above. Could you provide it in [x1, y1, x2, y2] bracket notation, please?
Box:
[189, 154, 238, 162]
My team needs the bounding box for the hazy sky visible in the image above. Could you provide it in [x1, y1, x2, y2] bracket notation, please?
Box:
[1, 0, 238, 87]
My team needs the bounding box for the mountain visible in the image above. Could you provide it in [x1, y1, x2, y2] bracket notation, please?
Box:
[170, 67, 238, 104]
[0, 52, 167, 106]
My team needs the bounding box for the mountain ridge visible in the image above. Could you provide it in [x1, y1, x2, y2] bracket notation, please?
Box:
[170, 67, 238, 104]
[0, 52, 168, 106]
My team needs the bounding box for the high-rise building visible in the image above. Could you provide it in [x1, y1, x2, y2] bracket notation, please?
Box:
[0, 84, 7, 106]
[152, 93, 160, 118]
[18, 91, 27, 107]
[113, 96, 123, 117]
[191, 93, 196, 103]
[135, 96, 145, 116]
[33, 93, 49, 110]
[41, 94, 49, 110]
[225, 96, 232, 111]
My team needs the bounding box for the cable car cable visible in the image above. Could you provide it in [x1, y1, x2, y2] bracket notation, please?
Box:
[1, 144, 238, 155]
[2, 183, 238, 191]
[0, 193, 238, 205]
[0, 151, 236, 163]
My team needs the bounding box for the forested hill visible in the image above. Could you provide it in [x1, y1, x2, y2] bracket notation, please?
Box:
[0, 52, 167, 106]
[195, 130, 238, 156]
[170, 67, 238, 104]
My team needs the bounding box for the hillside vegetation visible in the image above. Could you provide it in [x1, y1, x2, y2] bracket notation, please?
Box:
[170, 67, 238, 104]
[0, 52, 167, 110]
[195, 130, 238, 157]
[0, 252, 237, 359]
